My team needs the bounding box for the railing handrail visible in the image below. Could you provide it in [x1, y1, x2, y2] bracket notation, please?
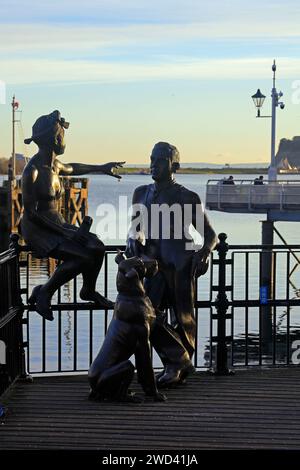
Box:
[228, 244, 300, 250]
[207, 179, 300, 185]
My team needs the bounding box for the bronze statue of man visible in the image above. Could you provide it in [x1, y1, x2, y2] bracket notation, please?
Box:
[21, 110, 124, 320]
[126, 142, 217, 388]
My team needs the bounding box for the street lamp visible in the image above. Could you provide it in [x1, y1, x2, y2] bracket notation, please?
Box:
[251, 89, 266, 117]
[251, 60, 285, 181]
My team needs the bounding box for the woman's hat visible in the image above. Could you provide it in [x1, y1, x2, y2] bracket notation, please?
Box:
[24, 110, 69, 144]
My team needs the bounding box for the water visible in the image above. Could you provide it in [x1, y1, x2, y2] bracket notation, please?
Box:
[4, 173, 300, 372]
[86, 173, 300, 245]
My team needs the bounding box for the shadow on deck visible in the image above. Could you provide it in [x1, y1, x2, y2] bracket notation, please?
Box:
[1, 368, 300, 450]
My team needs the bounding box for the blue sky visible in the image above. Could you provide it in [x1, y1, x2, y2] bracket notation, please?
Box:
[1, 0, 300, 164]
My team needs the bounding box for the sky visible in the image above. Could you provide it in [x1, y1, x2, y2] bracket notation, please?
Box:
[1, 0, 300, 165]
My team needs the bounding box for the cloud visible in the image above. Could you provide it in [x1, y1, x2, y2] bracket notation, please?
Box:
[1, 20, 300, 57]
[1, 2, 300, 86]
[1, 0, 300, 26]
[1, 56, 300, 85]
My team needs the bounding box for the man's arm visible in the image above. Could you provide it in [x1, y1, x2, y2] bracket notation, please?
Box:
[191, 192, 218, 276]
[125, 186, 147, 258]
[202, 211, 218, 253]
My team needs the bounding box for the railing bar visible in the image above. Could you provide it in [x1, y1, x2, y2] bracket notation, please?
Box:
[104, 253, 108, 334]
[194, 307, 198, 369]
[26, 253, 30, 304]
[229, 245, 300, 250]
[194, 272, 198, 369]
[73, 272, 77, 304]
[42, 316, 46, 373]
[259, 251, 262, 366]
[58, 310, 62, 372]
[23, 297, 300, 311]
[26, 310, 30, 374]
[273, 252, 277, 366]
[209, 252, 213, 302]
[58, 262, 62, 304]
[245, 252, 249, 366]
[286, 252, 291, 365]
[231, 252, 234, 367]
[230, 306, 234, 367]
[89, 308, 93, 366]
[209, 306, 213, 368]
[73, 310, 77, 372]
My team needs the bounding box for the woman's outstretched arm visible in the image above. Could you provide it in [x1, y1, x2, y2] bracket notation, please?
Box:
[55, 160, 125, 179]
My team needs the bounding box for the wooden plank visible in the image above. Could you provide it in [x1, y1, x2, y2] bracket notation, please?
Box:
[2, 369, 300, 450]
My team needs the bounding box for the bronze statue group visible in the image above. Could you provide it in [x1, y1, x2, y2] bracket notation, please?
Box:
[21, 111, 218, 403]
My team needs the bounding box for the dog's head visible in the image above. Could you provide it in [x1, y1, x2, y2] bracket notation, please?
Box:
[115, 251, 158, 295]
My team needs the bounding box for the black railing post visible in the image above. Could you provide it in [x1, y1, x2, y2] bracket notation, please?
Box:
[8, 234, 32, 383]
[212, 233, 233, 375]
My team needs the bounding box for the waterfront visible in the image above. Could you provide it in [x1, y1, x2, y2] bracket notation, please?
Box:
[2, 173, 300, 372]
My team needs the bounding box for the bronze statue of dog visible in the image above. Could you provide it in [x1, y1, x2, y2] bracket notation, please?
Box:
[88, 252, 167, 403]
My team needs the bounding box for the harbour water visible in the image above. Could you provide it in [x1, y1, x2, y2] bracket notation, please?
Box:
[2, 173, 300, 372]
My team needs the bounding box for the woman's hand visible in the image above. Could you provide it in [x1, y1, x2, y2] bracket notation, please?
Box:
[101, 161, 126, 179]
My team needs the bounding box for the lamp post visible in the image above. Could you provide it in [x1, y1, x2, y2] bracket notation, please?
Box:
[251, 60, 285, 181]
[11, 95, 20, 182]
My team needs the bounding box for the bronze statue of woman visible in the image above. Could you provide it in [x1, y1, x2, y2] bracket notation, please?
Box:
[21, 110, 124, 320]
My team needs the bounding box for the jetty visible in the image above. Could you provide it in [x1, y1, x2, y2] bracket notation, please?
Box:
[0, 176, 89, 250]
[206, 178, 300, 221]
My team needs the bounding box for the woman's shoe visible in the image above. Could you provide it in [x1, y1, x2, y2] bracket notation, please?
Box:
[29, 285, 54, 321]
[28, 284, 43, 305]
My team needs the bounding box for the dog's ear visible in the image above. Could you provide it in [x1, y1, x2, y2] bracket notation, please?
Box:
[115, 249, 126, 265]
[125, 267, 139, 279]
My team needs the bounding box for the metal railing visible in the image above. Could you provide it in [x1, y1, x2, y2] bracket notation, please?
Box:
[206, 179, 300, 212]
[0, 237, 25, 396]
[2, 233, 300, 390]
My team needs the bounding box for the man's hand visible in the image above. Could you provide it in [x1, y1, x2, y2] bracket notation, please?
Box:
[125, 238, 144, 258]
[192, 246, 211, 277]
[101, 161, 125, 179]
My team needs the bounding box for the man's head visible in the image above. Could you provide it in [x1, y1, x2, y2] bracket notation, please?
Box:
[150, 142, 180, 182]
[24, 110, 69, 156]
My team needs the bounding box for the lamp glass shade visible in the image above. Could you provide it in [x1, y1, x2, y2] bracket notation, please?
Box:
[251, 89, 266, 108]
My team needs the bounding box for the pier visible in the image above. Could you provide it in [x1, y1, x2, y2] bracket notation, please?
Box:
[1, 234, 300, 449]
[0, 176, 89, 250]
[206, 179, 300, 221]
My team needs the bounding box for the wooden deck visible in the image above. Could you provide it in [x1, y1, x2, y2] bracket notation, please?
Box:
[1, 368, 300, 450]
